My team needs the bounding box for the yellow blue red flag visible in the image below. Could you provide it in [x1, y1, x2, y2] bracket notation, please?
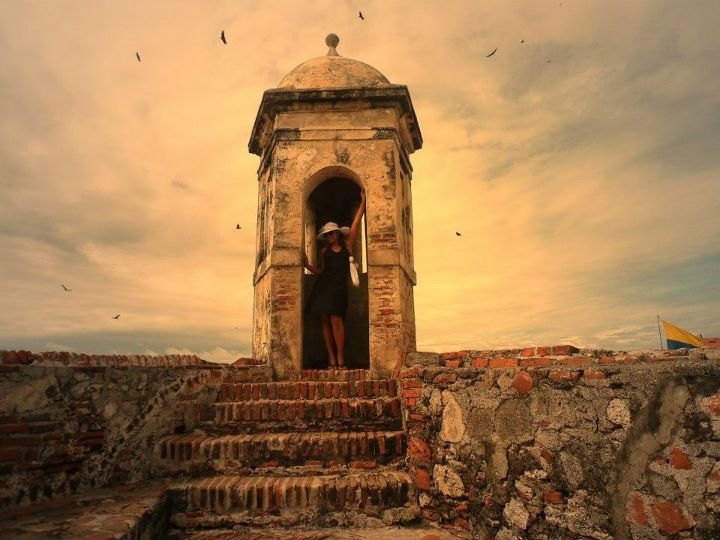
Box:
[661, 319, 703, 350]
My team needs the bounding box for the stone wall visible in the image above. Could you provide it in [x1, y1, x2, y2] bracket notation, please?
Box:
[0, 351, 269, 511]
[401, 347, 720, 539]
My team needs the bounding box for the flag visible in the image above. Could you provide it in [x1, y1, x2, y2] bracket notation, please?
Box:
[661, 319, 703, 350]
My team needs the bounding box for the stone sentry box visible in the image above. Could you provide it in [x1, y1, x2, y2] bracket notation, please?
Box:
[248, 34, 423, 380]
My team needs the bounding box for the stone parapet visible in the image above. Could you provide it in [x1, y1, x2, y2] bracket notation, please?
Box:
[406, 345, 715, 370]
[2, 350, 228, 369]
[399, 348, 720, 538]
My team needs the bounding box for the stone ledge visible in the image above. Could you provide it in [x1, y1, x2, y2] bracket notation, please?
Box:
[218, 379, 397, 401]
[400, 354, 720, 381]
[154, 430, 406, 471]
[407, 346, 717, 369]
[0, 350, 269, 371]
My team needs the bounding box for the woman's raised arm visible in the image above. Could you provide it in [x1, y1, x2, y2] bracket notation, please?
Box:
[347, 188, 366, 248]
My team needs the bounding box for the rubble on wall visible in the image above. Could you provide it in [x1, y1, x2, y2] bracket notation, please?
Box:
[401, 347, 720, 539]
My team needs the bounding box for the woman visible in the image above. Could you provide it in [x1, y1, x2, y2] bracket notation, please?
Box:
[303, 188, 366, 369]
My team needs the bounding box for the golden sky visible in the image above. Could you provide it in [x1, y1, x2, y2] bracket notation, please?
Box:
[1, 0, 719, 362]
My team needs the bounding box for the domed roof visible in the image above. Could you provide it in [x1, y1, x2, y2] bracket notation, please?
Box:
[277, 34, 391, 90]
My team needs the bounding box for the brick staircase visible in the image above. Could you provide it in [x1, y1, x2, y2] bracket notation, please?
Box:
[154, 369, 419, 534]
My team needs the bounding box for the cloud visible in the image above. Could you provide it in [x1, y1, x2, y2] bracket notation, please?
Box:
[1, 0, 719, 357]
[43, 342, 75, 352]
[1, 330, 252, 360]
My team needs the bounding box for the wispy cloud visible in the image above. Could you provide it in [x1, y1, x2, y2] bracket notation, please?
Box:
[1, 0, 719, 356]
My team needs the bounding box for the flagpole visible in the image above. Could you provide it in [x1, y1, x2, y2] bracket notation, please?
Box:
[657, 315, 663, 351]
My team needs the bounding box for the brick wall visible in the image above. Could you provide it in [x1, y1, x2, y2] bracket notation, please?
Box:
[401, 346, 720, 538]
[0, 351, 269, 511]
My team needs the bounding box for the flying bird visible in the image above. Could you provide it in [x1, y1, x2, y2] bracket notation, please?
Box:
[236, 224, 241, 230]
[486, 48, 498, 58]
[547, 59, 551, 63]
[61, 284, 71, 291]
[221, 30, 227, 44]
[359, 11, 364, 20]
[455, 232, 462, 237]
[521, 40, 525, 44]
[113, 314, 121, 319]
[136, 52, 141, 62]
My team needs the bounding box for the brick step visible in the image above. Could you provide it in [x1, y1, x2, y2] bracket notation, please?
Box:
[218, 379, 397, 402]
[167, 526, 459, 539]
[300, 369, 369, 381]
[157, 460, 405, 480]
[208, 397, 402, 432]
[155, 431, 406, 474]
[169, 471, 416, 521]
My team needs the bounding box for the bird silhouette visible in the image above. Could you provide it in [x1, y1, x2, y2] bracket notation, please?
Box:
[455, 232, 462, 237]
[359, 11, 364, 20]
[236, 224, 241, 230]
[61, 284, 71, 291]
[136, 52, 141, 62]
[113, 314, 121, 319]
[221, 30, 227, 44]
[486, 48, 498, 58]
[547, 59, 551, 63]
[521, 39, 525, 44]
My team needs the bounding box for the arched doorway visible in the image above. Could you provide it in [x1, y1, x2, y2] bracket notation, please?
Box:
[303, 177, 369, 369]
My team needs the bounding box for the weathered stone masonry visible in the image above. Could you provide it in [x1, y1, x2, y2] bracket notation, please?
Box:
[400, 347, 720, 539]
[0, 352, 420, 538]
[3, 348, 720, 538]
[0, 351, 268, 511]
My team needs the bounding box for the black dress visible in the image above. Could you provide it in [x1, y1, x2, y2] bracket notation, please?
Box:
[306, 246, 350, 317]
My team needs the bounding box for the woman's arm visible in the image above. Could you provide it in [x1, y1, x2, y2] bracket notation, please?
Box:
[303, 248, 325, 275]
[347, 188, 366, 248]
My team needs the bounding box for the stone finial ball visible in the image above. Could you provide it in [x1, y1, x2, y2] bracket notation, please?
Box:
[325, 34, 340, 48]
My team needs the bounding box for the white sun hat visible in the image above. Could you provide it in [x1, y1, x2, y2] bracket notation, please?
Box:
[317, 222, 350, 239]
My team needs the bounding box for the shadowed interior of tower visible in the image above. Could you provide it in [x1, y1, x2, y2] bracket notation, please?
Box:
[303, 177, 369, 369]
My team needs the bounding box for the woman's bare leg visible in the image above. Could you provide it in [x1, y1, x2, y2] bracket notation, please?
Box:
[330, 315, 345, 367]
[321, 315, 337, 367]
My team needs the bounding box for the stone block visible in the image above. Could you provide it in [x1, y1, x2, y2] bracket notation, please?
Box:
[412, 467, 432, 491]
[433, 373, 458, 385]
[552, 345, 580, 355]
[471, 357, 488, 368]
[503, 498, 530, 530]
[669, 448, 692, 470]
[543, 491, 564, 505]
[606, 398, 631, 428]
[490, 358, 518, 368]
[627, 492, 648, 525]
[433, 465, 464, 498]
[408, 436, 431, 464]
[650, 500, 694, 535]
[406, 352, 440, 367]
[512, 371, 533, 393]
[440, 391, 465, 443]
